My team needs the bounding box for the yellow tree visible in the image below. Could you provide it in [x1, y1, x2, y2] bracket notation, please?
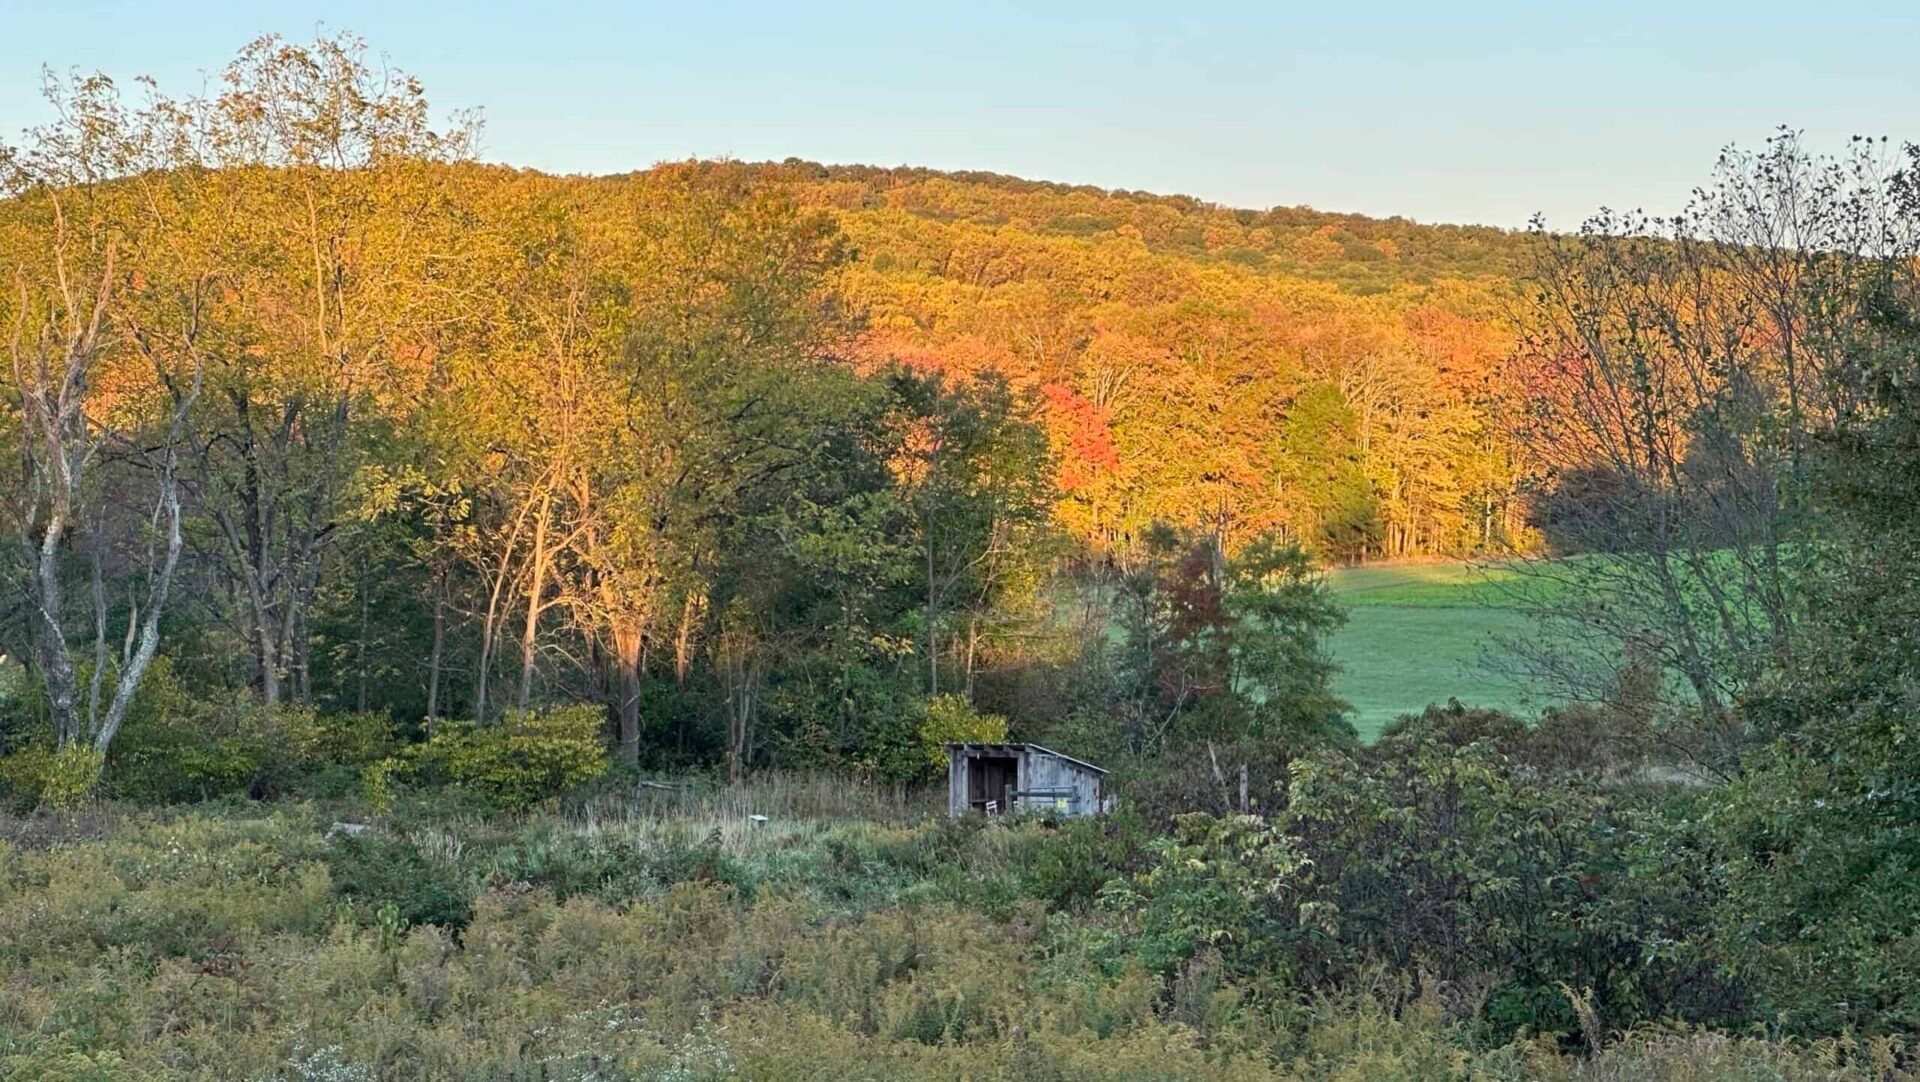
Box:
[173, 33, 479, 704]
[575, 166, 852, 766]
[427, 172, 615, 720]
[1, 70, 203, 771]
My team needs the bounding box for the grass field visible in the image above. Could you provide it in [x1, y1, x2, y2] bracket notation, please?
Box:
[1324, 560, 1553, 739]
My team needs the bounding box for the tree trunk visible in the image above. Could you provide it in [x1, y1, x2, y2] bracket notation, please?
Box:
[86, 532, 109, 735]
[517, 492, 553, 710]
[473, 624, 494, 723]
[474, 527, 523, 723]
[613, 624, 643, 766]
[926, 530, 939, 697]
[964, 614, 979, 700]
[355, 554, 370, 713]
[255, 602, 282, 705]
[673, 591, 701, 685]
[425, 574, 445, 724]
[292, 609, 312, 704]
[27, 512, 80, 748]
[723, 640, 759, 785]
[95, 458, 188, 756]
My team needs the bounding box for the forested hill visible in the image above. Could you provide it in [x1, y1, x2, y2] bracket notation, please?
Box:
[703, 159, 1531, 288]
[517, 159, 1533, 559]
[693, 159, 1535, 559]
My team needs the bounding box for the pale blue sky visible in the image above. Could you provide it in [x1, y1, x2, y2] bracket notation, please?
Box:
[1, 1, 1914, 228]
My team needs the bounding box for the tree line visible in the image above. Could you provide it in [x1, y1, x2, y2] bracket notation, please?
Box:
[1, 34, 1359, 788]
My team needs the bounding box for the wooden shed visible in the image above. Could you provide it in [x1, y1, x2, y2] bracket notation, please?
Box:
[944, 742, 1108, 818]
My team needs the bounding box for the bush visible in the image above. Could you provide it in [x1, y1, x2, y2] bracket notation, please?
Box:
[1281, 733, 1728, 1039]
[858, 693, 1010, 783]
[0, 744, 51, 807]
[78, 659, 355, 803]
[918, 694, 1008, 768]
[108, 689, 306, 803]
[1096, 732, 1733, 1041]
[0, 657, 407, 807]
[323, 834, 473, 932]
[1701, 722, 1920, 1036]
[383, 705, 610, 810]
[0, 744, 104, 810]
[1098, 811, 1314, 984]
[1115, 733, 1337, 828]
[1007, 811, 1145, 910]
[287, 710, 400, 769]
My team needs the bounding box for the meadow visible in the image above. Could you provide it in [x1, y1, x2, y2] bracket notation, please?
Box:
[1323, 561, 1551, 738]
[1, 796, 1903, 1081]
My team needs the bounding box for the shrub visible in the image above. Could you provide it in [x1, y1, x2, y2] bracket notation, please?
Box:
[1, 744, 104, 810]
[41, 746, 103, 810]
[1007, 812, 1144, 910]
[1097, 812, 1313, 983]
[0, 744, 50, 807]
[108, 690, 303, 803]
[386, 705, 610, 810]
[287, 710, 399, 769]
[858, 693, 1010, 783]
[1701, 723, 1920, 1036]
[1115, 733, 1333, 828]
[918, 694, 1008, 769]
[1281, 733, 1728, 1039]
[323, 834, 473, 932]
[0, 657, 404, 807]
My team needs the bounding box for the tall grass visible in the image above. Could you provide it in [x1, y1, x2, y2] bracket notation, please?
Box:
[581, 768, 941, 824]
[0, 805, 1911, 1079]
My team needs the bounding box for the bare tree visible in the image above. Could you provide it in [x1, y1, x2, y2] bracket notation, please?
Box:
[1503, 132, 1916, 758]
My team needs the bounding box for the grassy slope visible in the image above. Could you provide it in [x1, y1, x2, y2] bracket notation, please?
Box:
[1324, 560, 1553, 739]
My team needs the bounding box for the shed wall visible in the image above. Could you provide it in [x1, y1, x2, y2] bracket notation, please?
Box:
[1020, 750, 1102, 817]
[946, 745, 1106, 818]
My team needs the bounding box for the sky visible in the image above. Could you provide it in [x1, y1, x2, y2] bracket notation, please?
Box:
[1, 1, 1915, 229]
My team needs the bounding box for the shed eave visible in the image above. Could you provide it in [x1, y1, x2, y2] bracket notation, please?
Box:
[941, 741, 1108, 776]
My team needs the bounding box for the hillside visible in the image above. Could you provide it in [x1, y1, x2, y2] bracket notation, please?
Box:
[582, 160, 1534, 562]
[753, 160, 1532, 287]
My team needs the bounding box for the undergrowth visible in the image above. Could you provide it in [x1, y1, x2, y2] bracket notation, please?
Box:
[0, 803, 1907, 1080]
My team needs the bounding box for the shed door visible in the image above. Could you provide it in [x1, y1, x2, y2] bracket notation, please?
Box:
[968, 755, 1018, 813]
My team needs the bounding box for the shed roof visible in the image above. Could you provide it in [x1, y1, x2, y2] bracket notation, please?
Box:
[943, 741, 1109, 775]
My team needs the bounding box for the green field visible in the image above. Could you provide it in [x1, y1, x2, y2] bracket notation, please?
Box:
[1324, 561, 1552, 739]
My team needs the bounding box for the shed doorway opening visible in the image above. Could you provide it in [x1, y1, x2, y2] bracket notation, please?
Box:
[967, 754, 1018, 813]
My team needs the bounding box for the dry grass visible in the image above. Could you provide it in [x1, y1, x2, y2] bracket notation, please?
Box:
[0, 804, 127, 848]
[1579, 1029, 1913, 1082]
[582, 768, 940, 824]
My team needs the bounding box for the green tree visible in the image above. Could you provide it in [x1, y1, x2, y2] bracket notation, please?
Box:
[886, 368, 1055, 699]
[1277, 382, 1380, 561]
[171, 33, 480, 706]
[1110, 527, 1346, 754]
